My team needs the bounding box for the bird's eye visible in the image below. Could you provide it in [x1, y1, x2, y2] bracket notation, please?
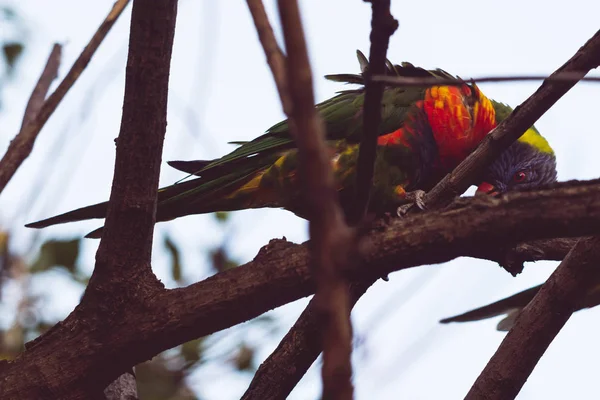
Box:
[513, 171, 527, 183]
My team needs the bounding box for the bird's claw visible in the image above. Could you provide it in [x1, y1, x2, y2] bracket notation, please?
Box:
[396, 190, 427, 217]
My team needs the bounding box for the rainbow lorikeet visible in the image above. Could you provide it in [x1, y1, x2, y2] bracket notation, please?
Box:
[26, 51, 557, 238]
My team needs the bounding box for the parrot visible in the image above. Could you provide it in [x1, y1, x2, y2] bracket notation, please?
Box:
[25, 50, 557, 238]
[440, 282, 600, 331]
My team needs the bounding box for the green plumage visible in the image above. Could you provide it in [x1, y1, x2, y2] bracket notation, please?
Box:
[25, 51, 557, 238]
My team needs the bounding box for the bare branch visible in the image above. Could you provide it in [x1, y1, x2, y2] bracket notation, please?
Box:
[417, 28, 600, 212]
[0, 44, 61, 194]
[20, 45, 62, 130]
[350, 0, 398, 224]
[241, 279, 376, 400]
[372, 72, 600, 88]
[246, 0, 292, 115]
[465, 237, 600, 400]
[277, 1, 354, 398]
[90, 0, 176, 278]
[0, 0, 130, 195]
[3, 178, 600, 397]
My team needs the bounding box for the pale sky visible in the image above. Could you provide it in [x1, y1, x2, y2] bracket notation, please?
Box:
[1, 0, 600, 399]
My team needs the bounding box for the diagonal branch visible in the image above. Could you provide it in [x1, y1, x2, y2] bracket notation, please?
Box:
[0, 44, 61, 195]
[465, 236, 600, 400]
[350, 0, 398, 224]
[0, 0, 130, 196]
[246, 0, 292, 115]
[277, 1, 355, 398]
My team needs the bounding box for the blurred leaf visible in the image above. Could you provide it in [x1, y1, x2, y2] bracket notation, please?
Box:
[136, 357, 197, 400]
[233, 343, 255, 371]
[3, 42, 23, 73]
[164, 235, 182, 282]
[180, 337, 204, 366]
[31, 238, 80, 273]
[0, 230, 9, 255]
[214, 211, 229, 223]
[1, 7, 16, 19]
[210, 247, 238, 273]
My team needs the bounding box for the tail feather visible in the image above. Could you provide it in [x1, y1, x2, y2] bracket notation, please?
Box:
[25, 202, 109, 229]
[167, 160, 211, 176]
[439, 285, 541, 324]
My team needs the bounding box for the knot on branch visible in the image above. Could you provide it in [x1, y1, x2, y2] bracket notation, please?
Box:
[254, 237, 294, 262]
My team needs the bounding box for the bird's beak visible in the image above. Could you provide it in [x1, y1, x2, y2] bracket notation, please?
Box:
[476, 182, 500, 197]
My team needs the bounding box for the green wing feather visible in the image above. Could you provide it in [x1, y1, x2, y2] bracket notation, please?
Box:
[199, 50, 460, 175]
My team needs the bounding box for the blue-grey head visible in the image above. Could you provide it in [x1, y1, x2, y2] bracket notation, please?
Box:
[477, 139, 557, 196]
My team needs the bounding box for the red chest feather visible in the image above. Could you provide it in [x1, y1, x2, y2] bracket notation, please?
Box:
[423, 85, 496, 168]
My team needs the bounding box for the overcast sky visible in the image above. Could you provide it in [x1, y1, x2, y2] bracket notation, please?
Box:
[1, 0, 600, 399]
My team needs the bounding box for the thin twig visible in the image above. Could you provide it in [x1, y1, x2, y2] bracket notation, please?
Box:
[0, 44, 61, 194]
[246, 0, 292, 115]
[350, 0, 398, 224]
[372, 73, 600, 88]
[465, 237, 600, 400]
[20, 45, 62, 130]
[277, 1, 355, 398]
[0, 0, 130, 196]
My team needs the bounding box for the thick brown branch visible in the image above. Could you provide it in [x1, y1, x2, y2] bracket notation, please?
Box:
[0, 44, 61, 195]
[246, 0, 292, 115]
[2, 179, 599, 397]
[419, 28, 600, 211]
[465, 236, 600, 400]
[92, 0, 176, 278]
[277, 1, 354, 398]
[0, 0, 130, 196]
[350, 0, 398, 224]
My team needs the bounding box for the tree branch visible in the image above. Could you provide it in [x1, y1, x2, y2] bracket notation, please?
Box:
[465, 236, 600, 400]
[246, 0, 292, 115]
[0, 0, 130, 196]
[350, 0, 398, 224]
[0, 0, 177, 398]
[277, 1, 355, 398]
[2, 178, 600, 397]
[245, 2, 397, 396]
[0, 43, 61, 195]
